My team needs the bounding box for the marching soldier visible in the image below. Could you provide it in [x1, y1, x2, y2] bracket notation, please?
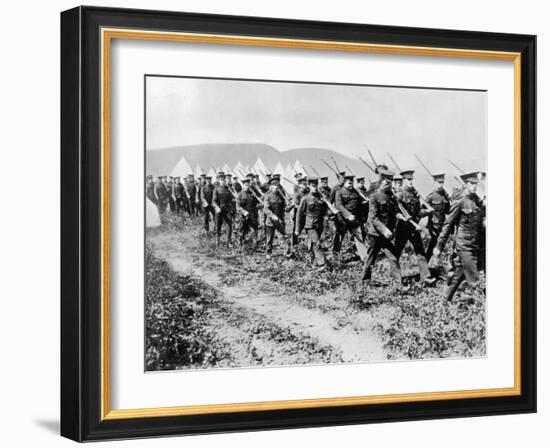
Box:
[212, 173, 235, 245]
[296, 177, 328, 269]
[145, 175, 156, 205]
[166, 176, 176, 213]
[186, 175, 198, 217]
[289, 176, 308, 247]
[393, 170, 431, 284]
[153, 175, 169, 224]
[263, 176, 288, 258]
[200, 176, 215, 233]
[356, 176, 370, 229]
[425, 173, 451, 261]
[236, 178, 261, 248]
[433, 172, 485, 302]
[361, 169, 403, 285]
[174, 176, 187, 219]
[329, 171, 347, 257]
[334, 174, 369, 261]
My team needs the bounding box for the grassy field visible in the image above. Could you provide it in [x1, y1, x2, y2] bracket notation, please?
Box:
[145, 215, 486, 370]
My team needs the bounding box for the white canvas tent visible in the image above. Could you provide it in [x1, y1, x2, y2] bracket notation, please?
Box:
[253, 157, 268, 176]
[273, 162, 292, 193]
[222, 163, 233, 175]
[146, 198, 161, 227]
[170, 155, 194, 178]
[285, 163, 293, 176]
[234, 161, 245, 177]
[293, 160, 306, 176]
[207, 168, 217, 179]
[194, 164, 203, 178]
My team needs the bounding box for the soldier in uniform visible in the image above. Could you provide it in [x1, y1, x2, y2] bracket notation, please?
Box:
[186, 175, 198, 217]
[289, 176, 308, 248]
[153, 175, 169, 224]
[212, 173, 235, 245]
[145, 175, 156, 205]
[334, 174, 369, 262]
[236, 178, 261, 248]
[425, 173, 451, 262]
[393, 170, 431, 284]
[329, 171, 347, 257]
[433, 172, 485, 302]
[361, 169, 403, 285]
[296, 177, 328, 269]
[200, 176, 215, 233]
[355, 176, 370, 232]
[166, 176, 176, 213]
[263, 176, 288, 258]
[174, 176, 187, 220]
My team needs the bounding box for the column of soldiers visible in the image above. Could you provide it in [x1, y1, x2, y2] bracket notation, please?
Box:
[146, 163, 485, 302]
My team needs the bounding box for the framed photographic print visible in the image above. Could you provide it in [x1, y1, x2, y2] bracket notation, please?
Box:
[60, 6, 536, 442]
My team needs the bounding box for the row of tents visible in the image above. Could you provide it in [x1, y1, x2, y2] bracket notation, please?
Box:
[169, 155, 309, 196]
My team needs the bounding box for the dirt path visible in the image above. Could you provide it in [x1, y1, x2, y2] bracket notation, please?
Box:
[149, 226, 387, 364]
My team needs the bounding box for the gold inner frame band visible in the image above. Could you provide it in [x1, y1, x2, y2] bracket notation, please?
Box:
[100, 27, 522, 421]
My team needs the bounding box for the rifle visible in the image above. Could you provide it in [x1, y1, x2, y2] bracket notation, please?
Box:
[394, 193, 421, 231]
[447, 158, 466, 174]
[330, 157, 340, 173]
[414, 154, 433, 177]
[358, 156, 377, 174]
[364, 144, 379, 169]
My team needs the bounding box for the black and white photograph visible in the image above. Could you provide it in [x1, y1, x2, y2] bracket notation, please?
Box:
[144, 75, 487, 372]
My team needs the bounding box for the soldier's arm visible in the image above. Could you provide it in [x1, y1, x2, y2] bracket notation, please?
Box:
[334, 190, 352, 219]
[436, 199, 462, 251]
[296, 196, 307, 234]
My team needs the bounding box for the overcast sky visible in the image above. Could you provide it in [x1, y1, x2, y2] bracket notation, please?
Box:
[146, 76, 486, 171]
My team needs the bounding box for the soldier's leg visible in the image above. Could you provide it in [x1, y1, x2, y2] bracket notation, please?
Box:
[225, 213, 233, 244]
[308, 228, 326, 266]
[393, 223, 408, 258]
[362, 235, 383, 281]
[265, 225, 275, 255]
[410, 230, 430, 281]
[332, 219, 344, 254]
[239, 218, 248, 247]
[203, 208, 210, 231]
[460, 250, 480, 288]
[215, 212, 223, 244]
[348, 224, 368, 261]
[380, 238, 403, 285]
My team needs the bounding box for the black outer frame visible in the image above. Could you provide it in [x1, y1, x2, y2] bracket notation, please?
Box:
[60, 5, 536, 442]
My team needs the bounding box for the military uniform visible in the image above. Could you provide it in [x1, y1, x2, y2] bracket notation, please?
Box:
[174, 180, 188, 217]
[436, 185, 485, 300]
[146, 180, 156, 205]
[334, 180, 368, 260]
[237, 187, 260, 247]
[186, 180, 198, 216]
[200, 182, 215, 231]
[362, 182, 402, 283]
[212, 184, 235, 244]
[153, 180, 169, 224]
[263, 188, 287, 255]
[166, 181, 176, 213]
[297, 188, 328, 266]
[425, 187, 451, 260]
[289, 186, 307, 246]
[394, 183, 430, 280]
[329, 179, 346, 254]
